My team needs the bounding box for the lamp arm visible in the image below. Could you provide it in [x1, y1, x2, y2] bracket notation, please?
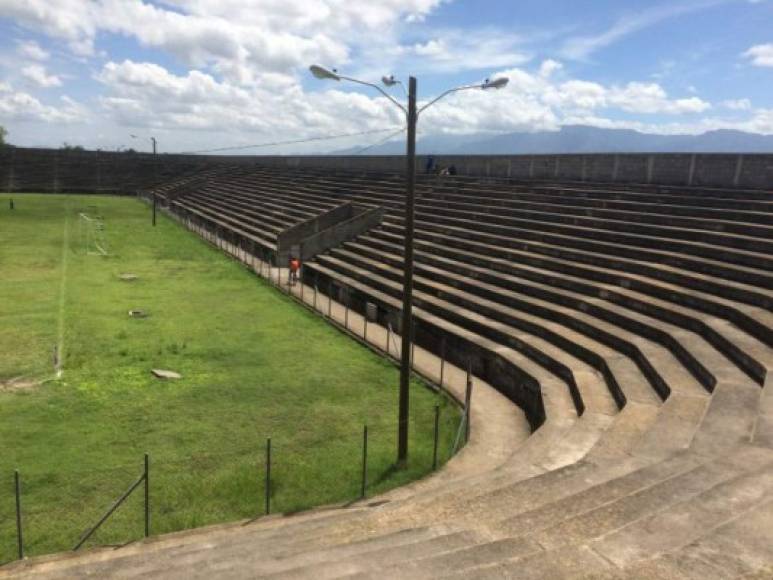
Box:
[339, 75, 408, 115]
[417, 84, 481, 116]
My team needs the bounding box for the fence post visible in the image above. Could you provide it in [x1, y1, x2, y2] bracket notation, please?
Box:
[328, 282, 333, 318]
[440, 336, 446, 389]
[411, 325, 416, 369]
[433, 405, 440, 471]
[265, 438, 272, 515]
[144, 453, 150, 538]
[15, 470, 23, 560]
[287, 262, 291, 293]
[465, 362, 473, 443]
[361, 425, 368, 499]
[344, 289, 349, 329]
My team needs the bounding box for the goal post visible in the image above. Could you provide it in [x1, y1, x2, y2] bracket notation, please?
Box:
[78, 212, 109, 256]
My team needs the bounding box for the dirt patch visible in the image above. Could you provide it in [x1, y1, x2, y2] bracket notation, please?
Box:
[0, 377, 40, 393]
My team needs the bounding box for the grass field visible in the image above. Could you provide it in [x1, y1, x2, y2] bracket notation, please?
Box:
[0, 194, 460, 563]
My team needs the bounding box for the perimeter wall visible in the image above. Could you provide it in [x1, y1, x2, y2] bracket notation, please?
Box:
[1, 147, 771, 192]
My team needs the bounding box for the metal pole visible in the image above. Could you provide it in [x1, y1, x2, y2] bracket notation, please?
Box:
[411, 324, 416, 370]
[265, 438, 272, 515]
[397, 76, 418, 465]
[433, 405, 440, 471]
[144, 453, 150, 538]
[344, 290, 349, 329]
[440, 336, 446, 389]
[465, 362, 473, 443]
[152, 193, 157, 227]
[15, 470, 23, 560]
[328, 282, 333, 318]
[361, 425, 368, 499]
[151, 137, 157, 186]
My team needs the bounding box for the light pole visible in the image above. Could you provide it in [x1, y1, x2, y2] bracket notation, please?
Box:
[310, 65, 508, 465]
[131, 133, 159, 197]
[130, 134, 157, 155]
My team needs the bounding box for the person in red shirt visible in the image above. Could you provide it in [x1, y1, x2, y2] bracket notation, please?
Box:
[289, 256, 301, 286]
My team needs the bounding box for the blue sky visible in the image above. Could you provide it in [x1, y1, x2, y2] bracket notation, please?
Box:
[0, 0, 771, 153]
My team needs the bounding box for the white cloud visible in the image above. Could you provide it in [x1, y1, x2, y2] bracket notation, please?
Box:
[607, 82, 711, 114]
[722, 98, 752, 110]
[90, 58, 723, 151]
[0, 0, 445, 82]
[396, 29, 530, 73]
[96, 59, 402, 138]
[539, 59, 563, 78]
[0, 86, 84, 122]
[561, 1, 726, 60]
[21, 64, 62, 88]
[16, 40, 49, 61]
[743, 43, 773, 67]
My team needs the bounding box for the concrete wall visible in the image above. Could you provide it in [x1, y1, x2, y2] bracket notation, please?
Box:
[297, 206, 385, 262]
[2, 147, 772, 191]
[252, 153, 773, 189]
[277, 202, 355, 250]
[0, 147, 258, 194]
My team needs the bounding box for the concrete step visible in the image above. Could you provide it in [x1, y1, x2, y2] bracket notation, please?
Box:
[520, 447, 773, 552]
[312, 254, 588, 416]
[378, 222, 773, 312]
[331, 245, 621, 414]
[303, 260, 552, 428]
[591, 451, 773, 567]
[251, 530, 480, 580]
[631, 392, 709, 459]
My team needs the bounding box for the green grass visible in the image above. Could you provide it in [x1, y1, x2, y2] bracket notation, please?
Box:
[0, 194, 460, 563]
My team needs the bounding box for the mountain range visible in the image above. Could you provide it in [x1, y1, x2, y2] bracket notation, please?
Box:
[332, 125, 773, 155]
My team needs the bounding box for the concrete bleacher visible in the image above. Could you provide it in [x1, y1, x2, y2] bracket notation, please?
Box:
[6, 165, 773, 578]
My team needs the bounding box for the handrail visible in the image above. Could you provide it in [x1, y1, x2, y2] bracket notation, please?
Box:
[73, 454, 149, 551]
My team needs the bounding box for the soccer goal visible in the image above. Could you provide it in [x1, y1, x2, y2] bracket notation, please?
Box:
[78, 212, 109, 256]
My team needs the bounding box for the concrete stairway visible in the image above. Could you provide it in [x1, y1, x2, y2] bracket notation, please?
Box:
[4, 167, 772, 578]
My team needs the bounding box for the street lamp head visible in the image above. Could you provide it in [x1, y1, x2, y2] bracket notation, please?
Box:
[382, 75, 398, 87]
[482, 77, 509, 90]
[310, 65, 340, 81]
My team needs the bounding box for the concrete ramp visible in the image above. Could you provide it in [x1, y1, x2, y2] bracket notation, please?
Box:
[277, 202, 385, 263]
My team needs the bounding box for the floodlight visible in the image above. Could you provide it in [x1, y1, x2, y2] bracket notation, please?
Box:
[482, 77, 509, 90]
[310, 65, 340, 81]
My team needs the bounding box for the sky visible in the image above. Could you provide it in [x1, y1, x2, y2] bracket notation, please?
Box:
[0, 0, 771, 154]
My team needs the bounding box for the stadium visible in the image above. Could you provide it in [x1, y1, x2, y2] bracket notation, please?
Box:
[1, 147, 772, 579]
[1, 1, 773, 578]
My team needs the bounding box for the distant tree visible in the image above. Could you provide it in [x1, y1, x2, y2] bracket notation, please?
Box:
[61, 142, 84, 151]
[0, 125, 7, 147]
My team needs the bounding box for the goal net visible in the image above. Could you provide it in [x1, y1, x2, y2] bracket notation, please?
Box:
[78, 212, 109, 256]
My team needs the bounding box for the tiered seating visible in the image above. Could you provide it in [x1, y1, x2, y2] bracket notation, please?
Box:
[13, 166, 771, 578]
